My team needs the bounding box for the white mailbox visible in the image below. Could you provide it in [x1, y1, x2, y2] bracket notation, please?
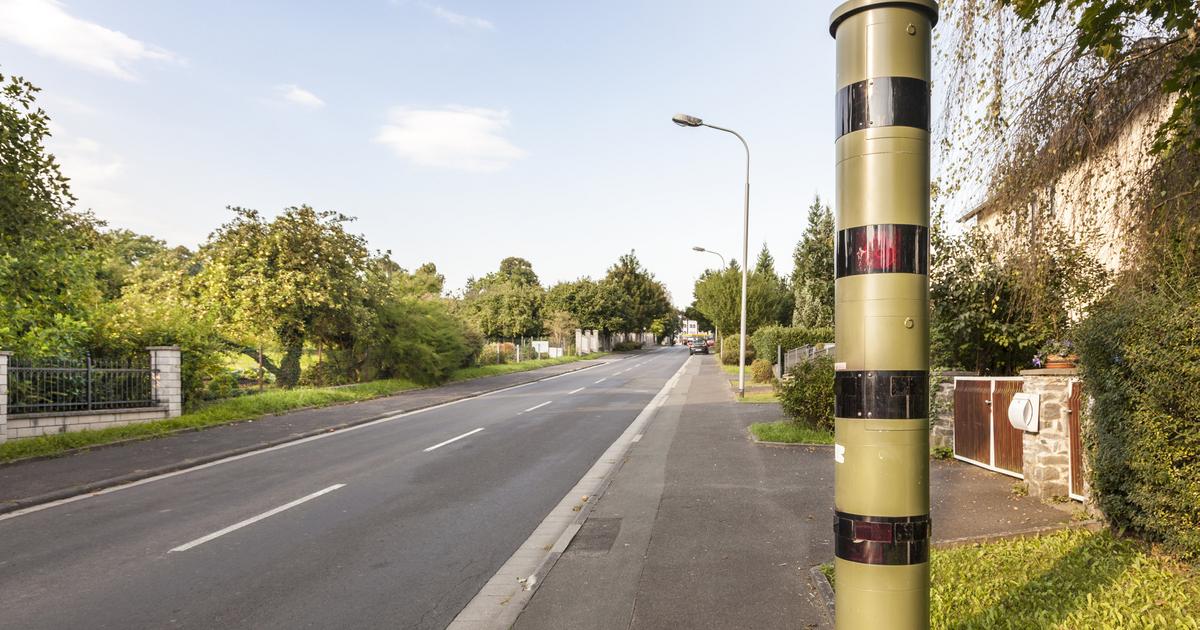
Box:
[1007, 393, 1041, 433]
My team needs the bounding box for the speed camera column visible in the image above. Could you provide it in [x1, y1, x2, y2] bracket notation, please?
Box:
[828, 1, 938, 628]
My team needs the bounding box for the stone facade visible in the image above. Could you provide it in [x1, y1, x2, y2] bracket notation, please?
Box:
[0, 351, 9, 445]
[0, 346, 182, 443]
[1019, 368, 1079, 501]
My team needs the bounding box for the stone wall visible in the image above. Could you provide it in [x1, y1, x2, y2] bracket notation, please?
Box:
[0, 351, 8, 445]
[6, 406, 171, 440]
[1019, 368, 1079, 501]
[0, 346, 182, 443]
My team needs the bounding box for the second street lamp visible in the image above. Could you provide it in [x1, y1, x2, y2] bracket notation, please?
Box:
[692, 245, 726, 269]
[674, 113, 751, 397]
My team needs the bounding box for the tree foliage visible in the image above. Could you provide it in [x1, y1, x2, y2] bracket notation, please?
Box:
[461, 257, 545, 339]
[599, 251, 673, 335]
[791, 196, 835, 328]
[193, 206, 372, 387]
[0, 72, 103, 355]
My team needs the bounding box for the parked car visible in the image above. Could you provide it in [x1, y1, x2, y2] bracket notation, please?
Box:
[689, 339, 709, 355]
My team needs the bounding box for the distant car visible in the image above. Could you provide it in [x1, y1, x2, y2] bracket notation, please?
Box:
[689, 339, 709, 355]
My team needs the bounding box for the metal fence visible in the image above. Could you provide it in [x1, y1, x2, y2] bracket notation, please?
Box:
[8, 355, 158, 415]
[776, 343, 837, 379]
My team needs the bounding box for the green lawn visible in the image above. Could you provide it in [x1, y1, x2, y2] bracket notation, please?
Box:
[738, 390, 779, 404]
[822, 529, 1200, 629]
[0, 352, 606, 464]
[748, 420, 834, 444]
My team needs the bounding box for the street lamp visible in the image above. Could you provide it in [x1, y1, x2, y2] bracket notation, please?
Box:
[691, 245, 726, 268]
[674, 113, 751, 398]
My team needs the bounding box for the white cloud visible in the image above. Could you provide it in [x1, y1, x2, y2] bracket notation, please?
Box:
[0, 0, 175, 80]
[46, 124, 127, 214]
[277, 84, 325, 108]
[426, 4, 493, 30]
[375, 106, 525, 172]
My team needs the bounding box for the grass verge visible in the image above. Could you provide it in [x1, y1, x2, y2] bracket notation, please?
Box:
[748, 420, 834, 444]
[738, 390, 779, 404]
[0, 353, 606, 464]
[823, 529, 1200, 629]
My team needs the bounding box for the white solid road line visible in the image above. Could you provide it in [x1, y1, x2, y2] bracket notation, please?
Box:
[169, 484, 346, 553]
[522, 401, 552, 413]
[567, 387, 585, 395]
[423, 428, 485, 452]
[594, 377, 607, 384]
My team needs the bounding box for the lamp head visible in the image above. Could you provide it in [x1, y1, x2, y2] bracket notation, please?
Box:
[692, 246, 706, 252]
[672, 113, 703, 127]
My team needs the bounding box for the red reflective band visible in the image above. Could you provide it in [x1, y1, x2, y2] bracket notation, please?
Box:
[852, 520, 894, 543]
[835, 224, 928, 277]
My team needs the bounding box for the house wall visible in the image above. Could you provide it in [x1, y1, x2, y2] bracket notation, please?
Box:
[973, 95, 1175, 275]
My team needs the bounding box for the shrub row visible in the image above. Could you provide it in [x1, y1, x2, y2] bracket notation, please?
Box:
[750, 325, 833, 363]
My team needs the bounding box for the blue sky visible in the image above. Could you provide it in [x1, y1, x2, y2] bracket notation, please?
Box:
[0, 0, 845, 306]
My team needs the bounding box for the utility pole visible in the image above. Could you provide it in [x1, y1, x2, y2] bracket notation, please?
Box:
[829, 1, 937, 628]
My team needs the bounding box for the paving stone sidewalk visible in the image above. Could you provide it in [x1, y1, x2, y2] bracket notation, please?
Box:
[515, 356, 1076, 630]
[0, 358, 610, 511]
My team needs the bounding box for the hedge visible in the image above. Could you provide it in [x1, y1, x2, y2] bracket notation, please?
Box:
[720, 334, 755, 366]
[750, 325, 833, 362]
[1076, 279, 1200, 561]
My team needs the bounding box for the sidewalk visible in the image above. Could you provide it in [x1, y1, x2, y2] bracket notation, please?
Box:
[0, 358, 610, 513]
[514, 356, 1075, 630]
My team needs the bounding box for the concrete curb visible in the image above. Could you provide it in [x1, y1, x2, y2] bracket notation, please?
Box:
[0, 361, 606, 516]
[809, 565, 836, 619]
[446, 356, 691, 630]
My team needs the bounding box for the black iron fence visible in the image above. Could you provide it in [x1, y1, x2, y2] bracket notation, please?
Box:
[8, 355, 158, 415]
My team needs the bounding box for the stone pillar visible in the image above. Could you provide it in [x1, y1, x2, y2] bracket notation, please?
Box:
[575, 329, 584, 355]
[0, 351, 9, 444]
[1019, 368, 1078, 500]
[929, 371, 977, 450]
[148, 346, 183, 418]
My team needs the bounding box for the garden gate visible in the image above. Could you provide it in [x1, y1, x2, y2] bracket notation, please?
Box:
[1067, 381, 1085, 500]
[952, 377, 1025, 478]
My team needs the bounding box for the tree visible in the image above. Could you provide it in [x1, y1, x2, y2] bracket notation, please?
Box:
[193, 206, 372, 387]
[1003, 0, 1199, 153]
[752, 243, 794, 328]
[461, 257, 545, 339]
[95, 229, 168, 299]
[693, 262, 742, 337]
[791, 196, 835, 328]
[0, 72, 104, 355]
[599, 251, 673, 334]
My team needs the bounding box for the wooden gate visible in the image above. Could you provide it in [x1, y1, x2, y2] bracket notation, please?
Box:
[953, 377, 1025, 478]
[1067, 381, 1085, 500]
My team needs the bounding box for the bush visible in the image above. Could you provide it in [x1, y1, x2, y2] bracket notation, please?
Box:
[750, 358, 774, 384]
[368, 298, 475, 385]
[750, 325, 834, 362]
[776, 355, 834, 431]
[299, 361, 352, 387]
[720, 334, 756, 365]
[1076, 278, 1200, 561]
[478, 342, 517, 365]
[613, 341, 643, 352]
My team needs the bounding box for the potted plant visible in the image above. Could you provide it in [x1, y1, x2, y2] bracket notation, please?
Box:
[1038, 338, 1078, 369]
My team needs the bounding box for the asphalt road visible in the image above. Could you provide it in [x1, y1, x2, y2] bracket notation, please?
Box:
[0, 347, 690, 630]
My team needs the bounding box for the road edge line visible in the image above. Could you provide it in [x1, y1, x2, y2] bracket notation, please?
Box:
[0, 361, 608, 519]
[446, 355, 691, 630]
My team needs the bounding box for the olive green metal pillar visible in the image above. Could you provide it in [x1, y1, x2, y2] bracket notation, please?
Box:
[829, 2, 938, 628]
